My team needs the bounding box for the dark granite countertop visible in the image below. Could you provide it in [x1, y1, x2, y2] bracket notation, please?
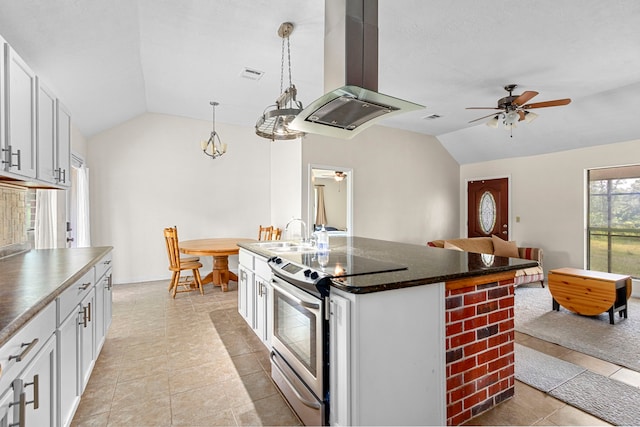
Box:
[0, 247, 113, 347]
[238, 236, 538, 294]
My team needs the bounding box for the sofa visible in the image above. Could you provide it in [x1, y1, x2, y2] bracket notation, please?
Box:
[427, 235, 544, 287]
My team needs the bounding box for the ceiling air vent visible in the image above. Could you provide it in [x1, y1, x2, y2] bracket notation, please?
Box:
[422, 114, 442, 120]
[240, 67, 264, 81]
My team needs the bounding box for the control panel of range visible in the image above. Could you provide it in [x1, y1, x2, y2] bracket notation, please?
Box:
[269, 256, 330, 285]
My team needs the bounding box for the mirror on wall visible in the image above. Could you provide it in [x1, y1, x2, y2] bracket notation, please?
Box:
[309, 166, 353, 236]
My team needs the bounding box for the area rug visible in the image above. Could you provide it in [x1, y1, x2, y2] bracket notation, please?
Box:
[515, 286, 640, 372]
[515, 344, 640, 425]
[514, 343, 585, 392]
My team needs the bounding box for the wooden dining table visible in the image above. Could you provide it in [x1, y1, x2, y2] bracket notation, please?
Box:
[179, 238, 256, 292]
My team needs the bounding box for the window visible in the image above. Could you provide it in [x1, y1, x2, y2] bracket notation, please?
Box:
[588, 165, 640, 278]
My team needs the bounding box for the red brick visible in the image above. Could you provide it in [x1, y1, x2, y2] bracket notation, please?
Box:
[488, 379, 511, 396]
[476, 371, 499, 389]
[488, 331, 511, 348]
[463, 389, 488, 410]
[449, 408, 472, 427]
[446, 400, 463, 419]
[464, 291, 487, 305]
[488, 308, 510, 324]
[449, 306, 476, 322]
[449, 382, 476, 404]
[487, 286, 509, 299]
[487, 355, 511, 373]
[446, 321, 463, 337]
[499, 342, 514, 357]
[449, 331, 476, 348]
[464, 315, 488, 331]
[499, 319, 514, 332]
[464, 341, 487, 357]
[499, 296, 515, 308]
[498, 365, 515, 380]
[477, 347, 499, 365]
[476, 301, 499, 314]
[464, 364, 488, 383]
[447, 373, 463, 391]
[450, 357, 477, 375]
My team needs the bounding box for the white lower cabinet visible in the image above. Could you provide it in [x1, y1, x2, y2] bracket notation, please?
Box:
[238, 249, 271, 348]
[0, 303, 56, 427]
[56, 251, 113, 427]
[14, 334, 57, 427]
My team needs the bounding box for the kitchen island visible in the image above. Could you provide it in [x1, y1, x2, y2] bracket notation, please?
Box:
[239, 236, 537, 426]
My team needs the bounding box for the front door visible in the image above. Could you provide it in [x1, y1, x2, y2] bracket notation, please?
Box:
[467, 178, 509, 239]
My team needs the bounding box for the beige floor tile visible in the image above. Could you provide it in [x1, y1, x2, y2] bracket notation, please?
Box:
[516, 334, 572, 358]
[170, 383, 233, 425]
[542, 404, 612, 426]
[464, 394, 544, 426]
[112, 372, 171, 409]
[558, 350, 621, 377]
[71, 411, 110, 427]
[609, 366, 640, 388]
[106, 396, 172, 426]
[232, 393, 302, 426]
[223, 371, 280, 408]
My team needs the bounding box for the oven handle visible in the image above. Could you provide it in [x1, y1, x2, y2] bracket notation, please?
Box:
[270, 351, 322, 410]
[271, 279, 320, 310]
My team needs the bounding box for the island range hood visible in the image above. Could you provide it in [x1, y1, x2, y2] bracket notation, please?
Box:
[289, 0, 424, 139]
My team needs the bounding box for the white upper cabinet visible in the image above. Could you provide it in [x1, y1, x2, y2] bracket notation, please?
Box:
[4, 44, 37, 178]
[37, 79, 57, 183]
[0, 38, 5, 161]
[56, 101, 71, 187]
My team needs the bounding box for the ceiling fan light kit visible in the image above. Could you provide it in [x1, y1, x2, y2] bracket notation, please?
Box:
[469, 84, 571, 137]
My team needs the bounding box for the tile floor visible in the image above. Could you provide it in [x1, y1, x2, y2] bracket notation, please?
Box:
[71, 280, 638, 426]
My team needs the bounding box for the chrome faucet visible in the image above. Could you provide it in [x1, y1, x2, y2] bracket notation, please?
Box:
[285, 218, 308, 243]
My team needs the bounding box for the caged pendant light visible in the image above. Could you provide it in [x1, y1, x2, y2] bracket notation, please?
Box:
[255, 22, 305, 141]
[201, 101, 227, 159]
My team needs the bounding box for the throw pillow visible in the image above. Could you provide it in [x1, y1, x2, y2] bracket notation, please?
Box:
[444, 241, 463, 251]
[491, 235, 519, 258]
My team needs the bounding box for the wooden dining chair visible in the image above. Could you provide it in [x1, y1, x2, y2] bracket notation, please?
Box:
[271, 227, 282, 240]
[164, 226, 204, 298]
[258, 225, 274, 241]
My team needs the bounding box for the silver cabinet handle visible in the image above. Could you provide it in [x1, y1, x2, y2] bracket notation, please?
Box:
[9, 338, 39, 363]
[24, 374, 39, 410]
[79, 306, 88, 327]
[2, 145, 21, 169]
[9, 391, 26, 427]
[79, 282, 91, 290]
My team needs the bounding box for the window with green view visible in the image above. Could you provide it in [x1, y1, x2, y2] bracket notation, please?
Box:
[588, 165, 640, 278]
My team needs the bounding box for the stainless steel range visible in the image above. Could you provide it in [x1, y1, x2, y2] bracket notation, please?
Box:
[268, 252, 406, 426]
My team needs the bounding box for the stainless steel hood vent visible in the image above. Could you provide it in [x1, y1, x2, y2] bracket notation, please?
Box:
[289, 0, 423, 139]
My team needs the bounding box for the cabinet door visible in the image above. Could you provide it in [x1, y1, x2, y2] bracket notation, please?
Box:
[0, 39, 6, 160]
[16, 334, 56, 427]
[103, 272, 113, 332]
[254, 275, 270, 345]
[79, 289, 95, 392]
[36, 80, 57, 183]
[94, 276, 105, 354]
[56, 101, 71, 187]
[238, 266, 254, 326]
[58, 307, 80, 427]
[329, 293, 351, 427]
[4, 46, 37, 178]
[0, 388, 15, 427]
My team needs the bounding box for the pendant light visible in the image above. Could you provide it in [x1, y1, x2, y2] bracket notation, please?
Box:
[201, 101, 227, 159]
[255, 22, 305, 141]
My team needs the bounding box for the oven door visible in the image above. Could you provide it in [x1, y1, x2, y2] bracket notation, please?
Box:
[270, 275, 324, 399]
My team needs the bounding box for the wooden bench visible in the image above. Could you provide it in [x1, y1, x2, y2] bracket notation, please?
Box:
[548, 268, 631, 325]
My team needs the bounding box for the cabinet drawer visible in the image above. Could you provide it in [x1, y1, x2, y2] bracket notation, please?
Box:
[57, 268, 95, 324]
[255, 255, 271, 279]
[0, 302, 55, 392]
[95, 252, 113, 281]
[239, 249, 254, 270]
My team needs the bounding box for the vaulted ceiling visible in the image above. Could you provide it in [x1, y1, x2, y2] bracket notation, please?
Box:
[1, 0, 638, 164]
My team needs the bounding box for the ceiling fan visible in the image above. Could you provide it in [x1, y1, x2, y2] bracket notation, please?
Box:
[467, 84, 571, 135]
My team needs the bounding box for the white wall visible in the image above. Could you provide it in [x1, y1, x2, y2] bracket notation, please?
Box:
[314, 177, 347, 230]
[302, 125, 460, 245]
[270, 138, 303, 231]
[460, 138, 640, 276]
[88, 113, 271, 284]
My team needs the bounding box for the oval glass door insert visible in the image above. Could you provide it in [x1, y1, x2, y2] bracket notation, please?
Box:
[479, 191, 496, 234]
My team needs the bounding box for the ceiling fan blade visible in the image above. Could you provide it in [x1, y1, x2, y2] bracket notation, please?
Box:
[522, 98, 572, 109]
[466, 107, 501, 110]
[468, 112, 501, 123]
[518, 111, 526, 121]
[513, 91, 538, 106]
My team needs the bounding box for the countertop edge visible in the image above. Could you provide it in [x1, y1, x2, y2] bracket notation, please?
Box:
[0, 246, 114, 348]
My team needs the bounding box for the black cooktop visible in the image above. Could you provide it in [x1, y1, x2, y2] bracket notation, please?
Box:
[299, 252, 407, 278]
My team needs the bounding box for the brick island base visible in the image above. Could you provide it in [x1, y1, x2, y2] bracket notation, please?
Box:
[445, 272, 516, 425]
